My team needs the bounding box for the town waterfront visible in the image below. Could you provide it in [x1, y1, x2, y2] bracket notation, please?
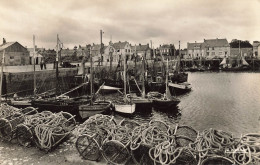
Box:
[113, 72, 260, 137]
[1, 71, 260, 165]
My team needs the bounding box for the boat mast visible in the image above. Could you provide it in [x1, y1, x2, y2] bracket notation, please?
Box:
[178, 41, 181, 73]
[0, 50, 5, 102]
[90, 47, 93, 105]
[142, 53, 145, 98]
[56, 34, 59, 96]
[123, 54, 127, 97]
[33, 35, 36, 98]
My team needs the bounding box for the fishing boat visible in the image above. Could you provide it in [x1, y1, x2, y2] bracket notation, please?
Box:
[114, 55, 136, 115]
[150, 59, 180, 111]
[31, 35, 92, 116]
[168, 42, 191, 95]
[220, 55, 250, 72]
[78, 47, 113, 120]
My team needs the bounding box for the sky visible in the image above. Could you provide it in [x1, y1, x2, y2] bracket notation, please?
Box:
[0, 0, 259, 49]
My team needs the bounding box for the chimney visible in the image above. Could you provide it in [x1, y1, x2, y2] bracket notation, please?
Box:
[3, 38, 6, 44]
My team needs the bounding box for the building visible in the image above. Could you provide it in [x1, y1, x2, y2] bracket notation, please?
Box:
[187, 38, 230, 59]
[253, 41, 260, 58]
[204, 39, 230, 58]
[27, 46, 44, 65]
[0, 39, 30, 66]
[158, 44, 176, 60]
[112, 41, 132, 61]
[187, 42, 206, 59]
[103, 43, 117, 62]
[132, 44, 153, 60]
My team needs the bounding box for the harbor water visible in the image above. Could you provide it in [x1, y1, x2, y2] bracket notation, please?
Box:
[115, 72, 260, 137]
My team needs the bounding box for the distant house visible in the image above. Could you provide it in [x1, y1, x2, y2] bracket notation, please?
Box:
[0, 39, 30, 66]
[187, 42, 206, 59]
[204, 38, 230, 58]
[158, 44, 176, 60]
[112, 41, 132, 61]
[27, 46, 44, 65]
[132, 44, 153, 60]
[103, 43, 117, 62]
[187, 38, 230, 59]
[253, 41, 260, 58]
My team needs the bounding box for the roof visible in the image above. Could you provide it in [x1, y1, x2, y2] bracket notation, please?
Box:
[187, 42, 205, 50]
[0, 42, 16, 51]
[113, 41, 128, 49]
[131, 44, 150, 51]
[204, 39, 229, 47]
[91, 44, 101, 51]
[159, 44, 175, 49]
[253, 42, 260, 47]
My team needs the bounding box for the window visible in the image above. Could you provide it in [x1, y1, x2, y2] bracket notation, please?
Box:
[212, 47, 214, 50]
[125, 49, 127, 52]
[212, 52, 215, 56]
[219, 52, 223, 55]
[10, 56, 14, 59]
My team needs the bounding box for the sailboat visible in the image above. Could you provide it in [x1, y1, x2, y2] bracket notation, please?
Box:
[78, 48, 112, 120]
[31, 35, 91, 115]
[126, 54, 152, 112]
[114, 55, 136, 114]
[168, 41, 191, 95]
[150, 59, 180, 111]
[220, 54, 250, 72]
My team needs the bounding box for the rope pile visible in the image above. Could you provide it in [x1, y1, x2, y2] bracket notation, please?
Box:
[0, 106, 37, 141]
[33, 111, 76, 151]
[0, 103, 20, 118]
[16, 111, 54, 147]
[74, 117, 260, 165]
[75, 114, 117, 161]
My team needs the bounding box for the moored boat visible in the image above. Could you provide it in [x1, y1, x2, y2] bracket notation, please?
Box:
[78, 100, 113, 119]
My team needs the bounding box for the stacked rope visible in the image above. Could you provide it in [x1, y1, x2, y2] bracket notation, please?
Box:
[16, 111, 53, 147]
[34, 111, 76, 151]
[75, 114, 116, 161]
[0, 106, 37, 141]
[0, 103, 20, 118]
[101, 119, 140, 164]
[73, 116, 260, 165]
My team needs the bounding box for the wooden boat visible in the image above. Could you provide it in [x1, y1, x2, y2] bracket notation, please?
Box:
[114, 103, 136, 114]
[150, 59, 180, 111]
[79, 100, 112, 119]
[31, 35, 92, 117]
[168, 46, 191, 95]
[78, 44, 113, 120]
[114, 55, 136, 115]
[168, 82, 192, 94]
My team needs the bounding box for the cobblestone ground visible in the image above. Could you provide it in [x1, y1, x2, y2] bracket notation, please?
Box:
[0, 137, 107, 165]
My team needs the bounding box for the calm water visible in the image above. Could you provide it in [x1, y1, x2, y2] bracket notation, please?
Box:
[115, 72, 260, 137]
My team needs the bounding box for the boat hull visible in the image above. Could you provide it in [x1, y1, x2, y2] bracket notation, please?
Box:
[31, 96, 91, 116]
[114, 104, 136, 114]
[78, 101, 112, 119]
[168, 82, 192, 95]
[152, 99, 180, 111]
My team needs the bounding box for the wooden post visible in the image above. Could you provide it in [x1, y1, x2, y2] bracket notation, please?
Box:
[0, 50, 5, 102]
[33, 35, 36, 98]
[56, 34, 59, 96]
[90, 47, 93, 105]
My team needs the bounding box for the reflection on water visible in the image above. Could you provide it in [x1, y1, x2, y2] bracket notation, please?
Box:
[113, 72, 260, 137]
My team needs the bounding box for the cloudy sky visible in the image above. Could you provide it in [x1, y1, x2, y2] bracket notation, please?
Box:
[0, 0, 259, 49]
